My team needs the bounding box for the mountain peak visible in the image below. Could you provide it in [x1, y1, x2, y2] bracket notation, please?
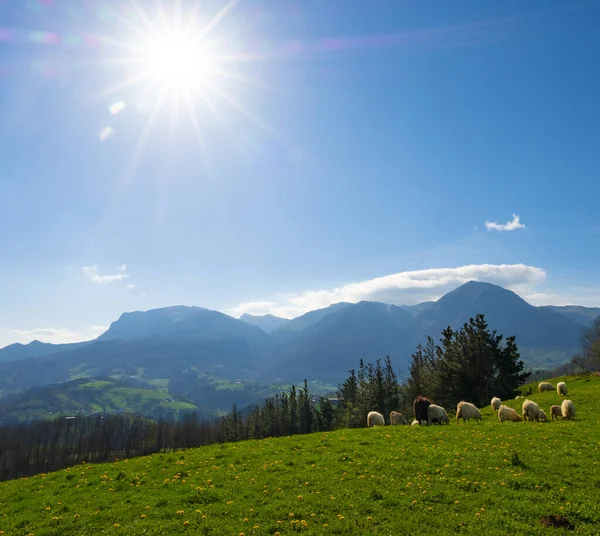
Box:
[239, 313, 289, 333]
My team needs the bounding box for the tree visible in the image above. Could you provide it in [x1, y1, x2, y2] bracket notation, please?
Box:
[581, 317, 600, 371]
[317, 397, 335, 431]
[408, 314, 529, 408]
[406, 336, 438, 401]
[335, 357, 404, 427]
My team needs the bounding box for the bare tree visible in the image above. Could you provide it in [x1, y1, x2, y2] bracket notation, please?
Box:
[582, 317, 600, 372]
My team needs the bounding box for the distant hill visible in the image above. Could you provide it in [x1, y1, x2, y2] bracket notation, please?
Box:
[0, 339, 91, 364]
[416, 281, 584, 368]
[402, 301, 435, 316]
[239, 313, 289, 333]
[1, 281, 598, 419]
[98, 305, 272, 345]
[542, 305, 600, 326]
[0, 378, 203, 425]
[269, 301, 421, 381]
[271, 302, 352, 342]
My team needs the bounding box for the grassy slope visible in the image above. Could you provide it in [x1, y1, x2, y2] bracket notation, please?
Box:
[0, 380, 198, 423]
[1, 375, 599, 535]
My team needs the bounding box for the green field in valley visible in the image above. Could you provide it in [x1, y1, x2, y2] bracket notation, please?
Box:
[1, 374, 599, 535]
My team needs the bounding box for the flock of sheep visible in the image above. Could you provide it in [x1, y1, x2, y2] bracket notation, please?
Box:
[367, 381, 577, 427]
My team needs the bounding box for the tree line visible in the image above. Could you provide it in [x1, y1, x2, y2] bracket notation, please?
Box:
[0, 313, 536, 481]
[0, 380, 335, 481]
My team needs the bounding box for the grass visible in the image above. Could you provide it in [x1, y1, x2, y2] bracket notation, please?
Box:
[0, 379, 198, 423]
[1, 374, 599, 535]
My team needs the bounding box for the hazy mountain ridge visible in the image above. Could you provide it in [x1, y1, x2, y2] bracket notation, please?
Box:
[0, 340, 91, 364]
[0, 282, 595, 411]
[239, 313, 289, 333]
[541, 305, 600, 326]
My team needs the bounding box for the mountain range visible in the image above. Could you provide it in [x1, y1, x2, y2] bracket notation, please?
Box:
[0, 281, 596, 422]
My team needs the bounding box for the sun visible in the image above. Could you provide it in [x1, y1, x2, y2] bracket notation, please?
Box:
[98, 0, 284, 191]
[140, 32, 212, 92]
[103, 2, 240, 106]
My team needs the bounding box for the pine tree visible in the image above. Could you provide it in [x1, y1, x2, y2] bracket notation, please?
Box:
[421, 314, 529, 408]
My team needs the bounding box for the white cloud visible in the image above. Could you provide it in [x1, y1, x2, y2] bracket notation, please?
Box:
[126, 283, 136, 290]
[485, 214, 526, 232]
[522, 289, 600, 308]
[0, 325, 108, 348]
[82, 264, 130, 284]
[230, 263, 547, 318]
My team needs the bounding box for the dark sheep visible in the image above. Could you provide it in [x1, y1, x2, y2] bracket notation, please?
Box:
[413, 395, 433, 425]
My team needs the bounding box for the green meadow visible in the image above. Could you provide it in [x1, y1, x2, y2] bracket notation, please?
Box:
[1, 374, 599, 535]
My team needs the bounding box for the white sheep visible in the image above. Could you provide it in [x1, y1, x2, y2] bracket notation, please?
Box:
[390, 411, 407, 425]
[538, 382, 554, 393]
[411, 419, 420, 426]
[367, 411, 385, 427]
[550, 405, 562, 420]
[427, 404, 449, 425]
[498, 405, 522, 422]
[561, 399, 575, 420]
[491, 397, 501, 413]
[522, 399, 547, 422]
[557, 382, 568, 396]
[456, 401, 482, 424]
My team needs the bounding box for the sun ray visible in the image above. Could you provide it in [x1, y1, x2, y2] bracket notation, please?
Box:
[198, 0, 241, 41]
[118, 85, 167, 196]
[101, 71, 152, 98]
[204, 81, 281, 140]
[208, 67, 273, 92]
[184, 1, 205, 39]
[183, 87, 215, 188]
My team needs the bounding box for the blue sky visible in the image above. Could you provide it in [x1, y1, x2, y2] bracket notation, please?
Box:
[1, 0, 600, 347]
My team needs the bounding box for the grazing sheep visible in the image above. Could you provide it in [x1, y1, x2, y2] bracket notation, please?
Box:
[456, 401, 482, 424]
[557, 382, 568, 396]
[561, 399, 576, 420]
[413, 395, 433, 426]
[498, 405, 522, 422]
[367, 411, 385, 427]
[427, 404, 450, 425]
[411, 419, 420, 426]
[550, 405, 562, 420]
[491, 397, 501, 413]
[522, 399, 547, 422]
[538, 382, 554, 393]
[390, 411, 408, 425]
